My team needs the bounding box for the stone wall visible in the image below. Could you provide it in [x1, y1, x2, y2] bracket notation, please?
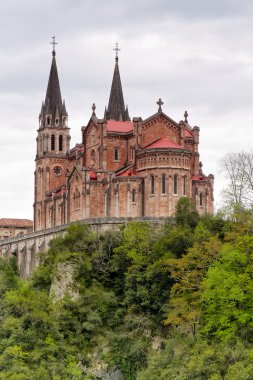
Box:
[0, 217, 166, 277]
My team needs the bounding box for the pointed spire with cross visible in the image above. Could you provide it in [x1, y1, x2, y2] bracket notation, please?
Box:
[50, 36, 58, 56]
[113, 42, 121, 62]
[157, 98, 164, 113]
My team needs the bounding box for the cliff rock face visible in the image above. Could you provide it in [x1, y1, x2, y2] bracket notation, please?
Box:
[85, 350, 122, 380]
[50, 262, 79, 302]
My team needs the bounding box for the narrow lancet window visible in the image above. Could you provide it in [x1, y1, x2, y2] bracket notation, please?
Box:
[162, 174, 166, 194]
[51, 134, 55, 151]
[59, 135, 63, 151]
[114, 147, 119, 161]
[151, 175, 155, 194]
[183, 176, 186, 195]
[174, 174, 178, 195]
[132, 189, 136, 203]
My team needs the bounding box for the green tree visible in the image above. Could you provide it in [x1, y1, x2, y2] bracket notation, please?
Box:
[165, 237, 222, 335]
[201, 237, 253, 341]
[175, 197, 199, 229]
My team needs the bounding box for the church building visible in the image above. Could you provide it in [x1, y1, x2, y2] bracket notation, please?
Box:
[34, 43, 214, 231]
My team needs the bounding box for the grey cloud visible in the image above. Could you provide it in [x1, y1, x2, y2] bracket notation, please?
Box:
[1, 1, 253, 218]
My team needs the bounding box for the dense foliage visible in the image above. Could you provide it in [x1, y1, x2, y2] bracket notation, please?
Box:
[1, 198, 253, 379]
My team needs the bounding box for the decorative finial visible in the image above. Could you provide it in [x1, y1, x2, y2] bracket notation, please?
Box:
[50, 36, 58, 56]
[113, 42, 121, 62]
[92, 103, 96, 116]
[184, 110, 188, 123]
[157, 98, 164, 113]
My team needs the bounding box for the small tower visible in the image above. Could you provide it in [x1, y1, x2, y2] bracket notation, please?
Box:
[34, 38, 71, 231]
[105, 43, 130, 121]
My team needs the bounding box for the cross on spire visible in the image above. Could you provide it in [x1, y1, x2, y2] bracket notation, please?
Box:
[113, 42, 121, 62]
[50, 36, 58, 56]
[157, 98, 164, 112]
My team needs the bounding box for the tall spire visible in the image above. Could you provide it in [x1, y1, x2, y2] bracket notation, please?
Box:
[105, 43, 130, 121]
[39, 37, 68, 128]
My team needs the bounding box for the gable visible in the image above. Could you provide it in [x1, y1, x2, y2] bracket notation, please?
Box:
[67, 166, 83, 186]
[84, 118, 100, 149]
[140, 112, 181, 147]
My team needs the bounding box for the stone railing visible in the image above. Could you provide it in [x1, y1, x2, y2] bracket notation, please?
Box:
[0, 217, 167, 277]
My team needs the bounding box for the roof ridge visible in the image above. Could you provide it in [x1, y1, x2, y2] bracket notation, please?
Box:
[116, 163, 134, 175]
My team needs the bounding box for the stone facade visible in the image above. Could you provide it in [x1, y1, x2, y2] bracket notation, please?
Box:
[34, 48, 214, 231]
[0, 219, 33, 241]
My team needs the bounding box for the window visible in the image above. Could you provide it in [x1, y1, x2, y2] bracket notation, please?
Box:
[114, 147, 119, 161]
[91, 149, 96, 166]
[161, 174, 166, 194]
[132, 189, 136, 203]
[183, 176, 186, 195]
[51, 134, 55, 151]
[173, 174, 178, 195]
[130, 146, 134, 160]
[47, 116, 51, 125]
[150, 175, 155, 194]
[200, 192, 203, 207]
[59, 135, 63, 151]
[53, 166, 62, 176]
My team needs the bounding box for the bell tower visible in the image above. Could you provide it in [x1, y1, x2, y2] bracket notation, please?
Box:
[34, 38, 71, 231]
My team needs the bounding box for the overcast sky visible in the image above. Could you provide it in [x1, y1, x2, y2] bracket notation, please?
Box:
[1, 0, 253, 220]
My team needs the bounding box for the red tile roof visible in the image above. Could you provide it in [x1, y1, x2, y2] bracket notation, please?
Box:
[106, 120, 133, 133]
[185, 128, 193, 137]
[144, 137, 182, 150]
[69, 144, 84, 156]
[192, 175, 207, 181]
[90, 169, 97, 180]
[0, 219, 33, 228]
[117, 168, 136, 177]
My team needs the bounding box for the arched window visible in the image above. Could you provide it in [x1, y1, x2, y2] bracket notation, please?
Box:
[161, 174, 166, 194]
[114, 147, 119, 161]
[150, 175, 155, 194]
[47, 116, 51, 126]
[59, 135, 63, 151]
[173, 174, 178, 195]
[132, 189, 136, 203]
[51, 134, 55, 151]
[200, 192, 203, 207]
[130, 146, 134, 160]
[183, 176, 186, 195]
